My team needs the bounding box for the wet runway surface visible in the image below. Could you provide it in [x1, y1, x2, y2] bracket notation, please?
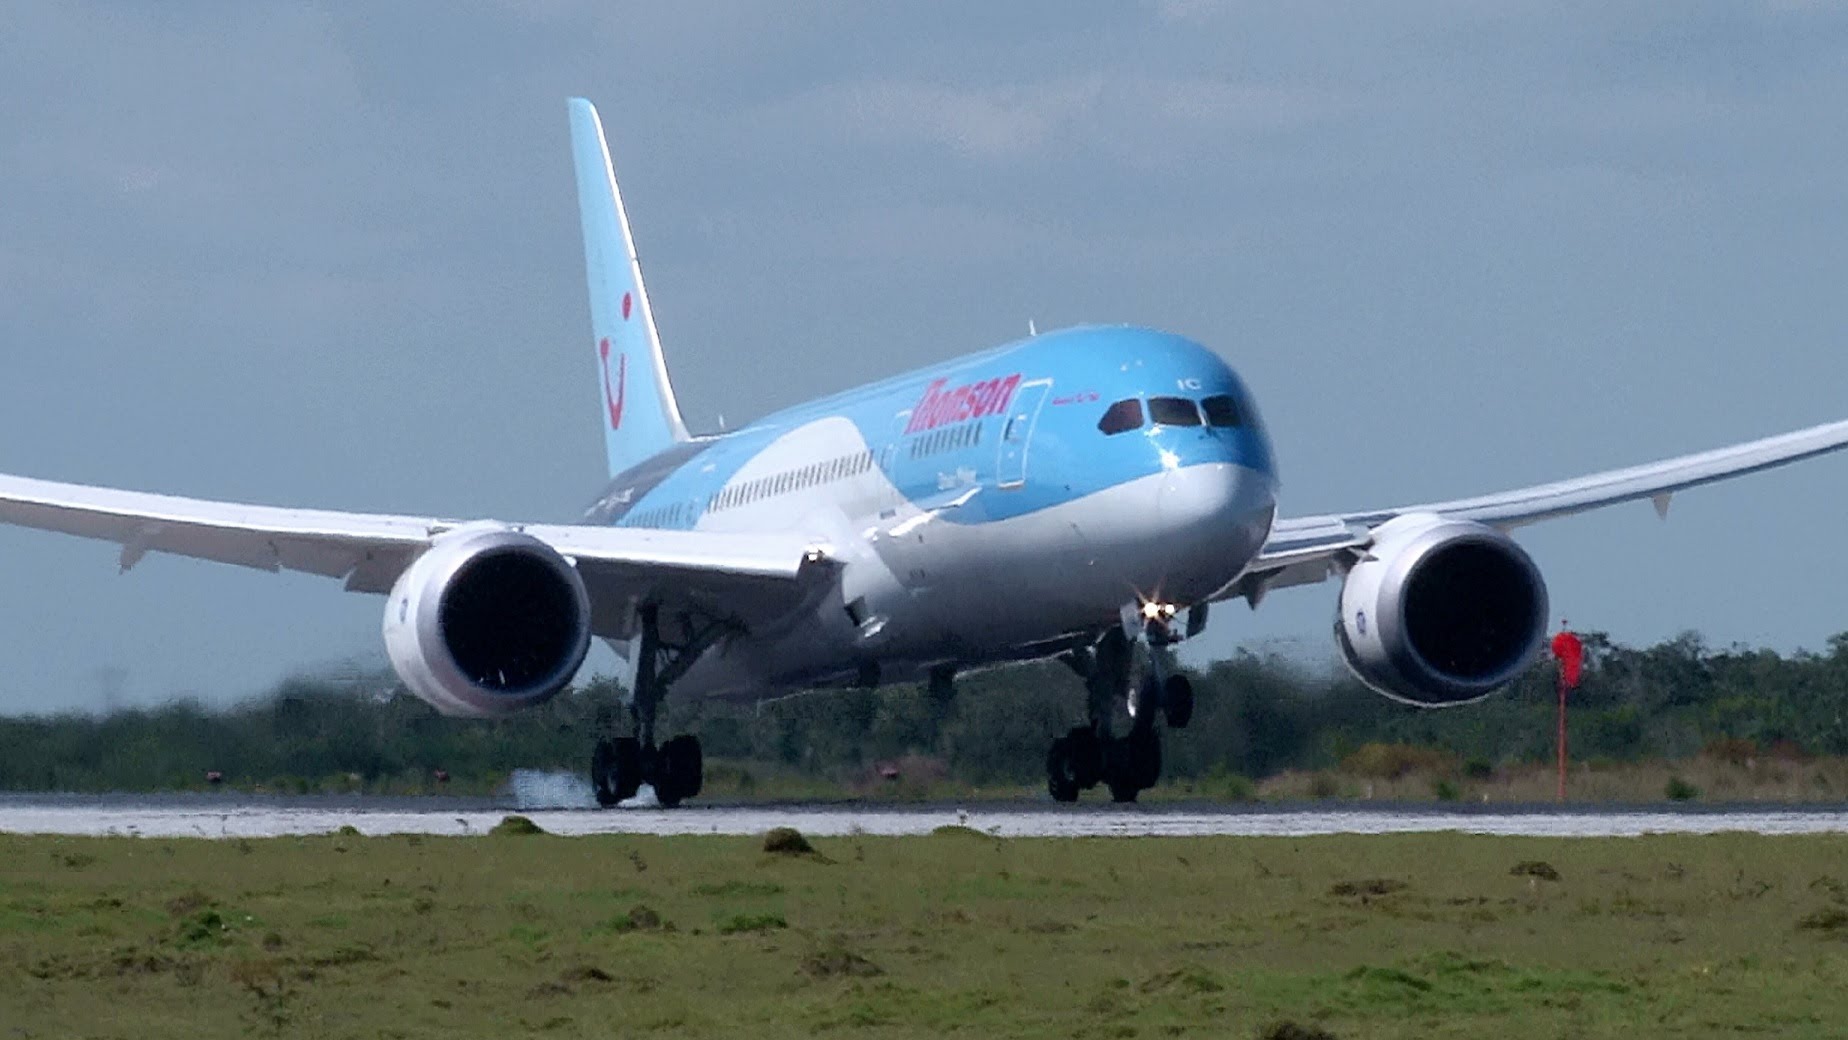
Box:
[7, 772, 1848, 839]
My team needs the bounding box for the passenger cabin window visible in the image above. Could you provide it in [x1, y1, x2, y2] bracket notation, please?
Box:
[1097, 398, 1144, 435]
[1148, 396, 1203, 427]
[1201, 394, 1242, 428]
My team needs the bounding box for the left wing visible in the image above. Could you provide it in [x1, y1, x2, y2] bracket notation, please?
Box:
[1227, 417, 1848, 601]
[0, 471, 830, 637]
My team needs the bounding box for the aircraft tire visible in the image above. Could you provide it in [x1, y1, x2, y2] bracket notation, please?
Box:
[592, 739, 618, 807]
[1127, 725, 1162, 790]
[651, 735, 702, 808]
[1066, 725, 1102, 789]
[681, 735, 704, 799]
[1162, 675, 1195, 729]
[1104, 727, 1161, 803]
[592, 737, 642, 807]
[1046, 736, 1081, 803]
[659, 734, 702, 805]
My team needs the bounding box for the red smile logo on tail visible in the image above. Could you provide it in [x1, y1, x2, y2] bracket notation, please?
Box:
[598, 337, 627, 430]
[597, 291, 636, 430]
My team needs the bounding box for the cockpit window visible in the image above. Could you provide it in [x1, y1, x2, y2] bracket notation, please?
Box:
[1097, 398, 1144, 435]
[1148, 396, 1203, 427]
[1201, 394, 1242, 428]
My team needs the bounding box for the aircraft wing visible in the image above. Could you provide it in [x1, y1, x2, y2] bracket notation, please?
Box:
[0, 471, 829, 638]
[1228, 417, 1848, 600]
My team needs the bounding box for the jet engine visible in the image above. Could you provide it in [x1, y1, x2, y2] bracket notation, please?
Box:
[1334, 513, 1547, 706]
[383, 524, 592, 718]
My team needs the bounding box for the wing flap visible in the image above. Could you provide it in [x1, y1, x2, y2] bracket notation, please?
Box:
[525, 524, 825, 581]
[1251, 516, 1369, 569]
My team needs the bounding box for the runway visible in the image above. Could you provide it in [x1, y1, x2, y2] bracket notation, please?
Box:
[6, 772, 1848, 839]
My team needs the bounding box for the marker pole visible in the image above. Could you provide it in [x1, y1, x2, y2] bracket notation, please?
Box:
[1555, 670, 1568, 803]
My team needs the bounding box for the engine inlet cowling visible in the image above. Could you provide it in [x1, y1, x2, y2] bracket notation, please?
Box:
[1334, 513, 1548, 706]
[383, 525, 592, 718]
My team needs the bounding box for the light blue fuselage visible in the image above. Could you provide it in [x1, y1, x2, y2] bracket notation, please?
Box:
[585, 325, 1278, 698]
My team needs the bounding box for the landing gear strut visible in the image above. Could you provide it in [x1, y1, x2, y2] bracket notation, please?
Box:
[591, 604, 724, 808]
[1048, 607, 1196, 804]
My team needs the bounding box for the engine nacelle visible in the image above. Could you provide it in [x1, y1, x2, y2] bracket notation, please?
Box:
[1335, 513, 1548, 706]
[383, 524, 592, 718]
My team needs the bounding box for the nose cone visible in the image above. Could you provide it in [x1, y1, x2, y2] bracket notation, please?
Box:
[1155, 462, 1276, 599]
[1158, 462, 1244, 529]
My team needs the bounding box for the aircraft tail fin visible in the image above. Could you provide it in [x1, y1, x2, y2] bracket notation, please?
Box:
[568, 98, 690, 478]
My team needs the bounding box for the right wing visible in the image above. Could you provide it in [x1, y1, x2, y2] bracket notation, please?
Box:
[0, 471, 832, 639]
[1227, 417, 1848, 602]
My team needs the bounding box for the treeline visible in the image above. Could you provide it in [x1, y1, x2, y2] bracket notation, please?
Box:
[5, 631, 1848, 794]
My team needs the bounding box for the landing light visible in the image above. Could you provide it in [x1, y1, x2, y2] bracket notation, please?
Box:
[1140, 600, 1178, 622]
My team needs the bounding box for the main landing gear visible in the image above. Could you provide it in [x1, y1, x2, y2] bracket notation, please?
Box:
[591, 604, 722, 808]
[1047, 609, 1196, 804]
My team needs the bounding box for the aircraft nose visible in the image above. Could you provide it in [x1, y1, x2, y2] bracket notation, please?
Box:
[1156, 462, 1246, 532]
[1152, 462, 1275, 601]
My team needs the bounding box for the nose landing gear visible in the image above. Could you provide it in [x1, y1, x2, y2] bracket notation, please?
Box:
[1046, 693, 1166, 804]
[1049, 605, 1197, 803]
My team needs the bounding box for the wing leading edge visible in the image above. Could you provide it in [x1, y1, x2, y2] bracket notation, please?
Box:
[0, 471, 828, 634]
[1237, 416, 1848, 598]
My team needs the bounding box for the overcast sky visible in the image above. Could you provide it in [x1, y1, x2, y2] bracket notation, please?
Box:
[4, 2, 1848, 714]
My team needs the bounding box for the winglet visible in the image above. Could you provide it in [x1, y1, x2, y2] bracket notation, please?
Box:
[568, 98, 690, 479]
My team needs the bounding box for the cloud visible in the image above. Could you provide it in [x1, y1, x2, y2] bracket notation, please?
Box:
[779, 74, 1361, 166]
[794, 78, 1101, 162]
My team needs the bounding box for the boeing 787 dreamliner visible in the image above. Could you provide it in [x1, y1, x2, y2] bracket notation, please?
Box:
[4, 99, 1846, 805]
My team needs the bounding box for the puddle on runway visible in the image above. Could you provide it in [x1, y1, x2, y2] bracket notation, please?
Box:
[4, 792, 1848, 840]
[504, 769, 598, 810]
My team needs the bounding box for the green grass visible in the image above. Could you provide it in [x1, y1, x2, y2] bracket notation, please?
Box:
[6, 831, 1848, 1037]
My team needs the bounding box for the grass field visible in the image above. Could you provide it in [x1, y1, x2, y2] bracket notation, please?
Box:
[5, 827, 1848, 1038]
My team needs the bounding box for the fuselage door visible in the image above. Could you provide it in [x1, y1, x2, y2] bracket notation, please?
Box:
[996, 379, 1053, 489]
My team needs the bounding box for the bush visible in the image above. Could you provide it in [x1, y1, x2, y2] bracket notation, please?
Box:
[763, 827, 814, 855]
[607, 905, 664, 932]
[1510, 860, 1561, 881]
[490, 815, 546, 836]
[1665, 776, 1701, 802]
[1216, 773, 1259, 802]
[14, 628, 1848, 801]
[1341, 743, 1452, 780]
[1703, 737, 1759, 768]
[717, 913, 786, 935]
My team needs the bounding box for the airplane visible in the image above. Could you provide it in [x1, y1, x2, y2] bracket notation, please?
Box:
[4, 97, 1848, 806]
